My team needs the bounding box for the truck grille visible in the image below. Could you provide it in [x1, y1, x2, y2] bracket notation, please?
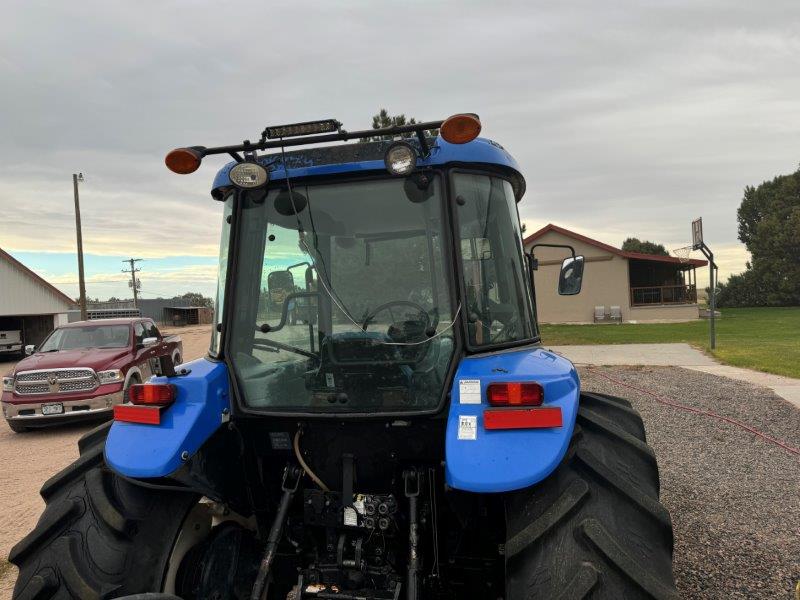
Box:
[14, 368, 98, 396]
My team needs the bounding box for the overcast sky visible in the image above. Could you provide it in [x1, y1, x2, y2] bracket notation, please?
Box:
[2, 1, 798, 300]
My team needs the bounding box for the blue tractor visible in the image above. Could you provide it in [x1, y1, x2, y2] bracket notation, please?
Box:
[11, 115, 677, 599]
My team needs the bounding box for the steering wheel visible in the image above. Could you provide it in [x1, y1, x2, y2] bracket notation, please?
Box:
[361, 300, 431, 333]
[490, 312, 521, 344]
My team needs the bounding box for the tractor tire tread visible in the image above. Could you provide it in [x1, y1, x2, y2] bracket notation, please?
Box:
[85, 468, 130, 536]
[40, 445, 103, 501]
[78, 421, 112, 455]
[553, 563, 599, 600]
[577, 406, 657, 464]
[579, 518, 679, 599]
[579, 392, 646, 440]
[10, 435, 198, 600]
[14, 568, 59, 600]
[505, 478, 589, 558]
[9, 498, 84, 564]
[505, 395, 676, 599]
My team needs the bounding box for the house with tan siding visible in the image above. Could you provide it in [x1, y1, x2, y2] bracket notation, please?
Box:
[523, 224, 707, 323]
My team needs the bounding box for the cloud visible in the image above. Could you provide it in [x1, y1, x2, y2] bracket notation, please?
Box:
[2, 0, 797, 292]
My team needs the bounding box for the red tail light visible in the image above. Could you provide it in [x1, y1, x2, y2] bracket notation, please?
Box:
[129, 383, 176, 406]
[487, 382, 543, 406]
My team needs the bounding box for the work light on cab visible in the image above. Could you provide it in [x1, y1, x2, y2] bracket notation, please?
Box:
[165, 147, 204, 174]
[229, 162, 269, 189]
[384, 141, 417, 176]
[440, 113, 482, 144]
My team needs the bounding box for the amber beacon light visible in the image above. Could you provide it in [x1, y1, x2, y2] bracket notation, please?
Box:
[440, 114, 482, 144]
[165, 147, 204, 174]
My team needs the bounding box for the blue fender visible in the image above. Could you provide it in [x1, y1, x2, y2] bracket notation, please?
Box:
[445, 347, 580, 493]
[105, 358, 230, 478]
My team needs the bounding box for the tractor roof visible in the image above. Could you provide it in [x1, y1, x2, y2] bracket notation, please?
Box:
[211, 136, 525, 200]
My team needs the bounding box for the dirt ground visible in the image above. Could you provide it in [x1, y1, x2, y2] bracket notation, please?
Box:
[1, 333, 798, 598]
[0, 325, 213, 598]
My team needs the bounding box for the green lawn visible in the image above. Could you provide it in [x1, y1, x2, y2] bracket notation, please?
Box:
[539, 307, 800, 379]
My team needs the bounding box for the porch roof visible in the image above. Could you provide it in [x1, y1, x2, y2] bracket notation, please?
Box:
[523, 223, 707, 267]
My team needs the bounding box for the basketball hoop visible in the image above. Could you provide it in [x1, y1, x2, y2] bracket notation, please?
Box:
[672, 245, 693, 263]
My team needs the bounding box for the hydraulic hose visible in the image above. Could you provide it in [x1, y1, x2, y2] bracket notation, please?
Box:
[293, 429, 330, 491]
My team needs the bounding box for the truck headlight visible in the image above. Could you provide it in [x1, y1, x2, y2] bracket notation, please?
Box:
[2, 376, 14, 392]
[97, 370, 124, 384]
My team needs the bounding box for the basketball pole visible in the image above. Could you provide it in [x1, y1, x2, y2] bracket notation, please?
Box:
[697, 242, 717, 349]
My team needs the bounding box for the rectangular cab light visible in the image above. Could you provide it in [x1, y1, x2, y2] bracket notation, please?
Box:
[265, 119, 340, 139]
[484, 407, 562, 430]
[114, 404, 161, 425]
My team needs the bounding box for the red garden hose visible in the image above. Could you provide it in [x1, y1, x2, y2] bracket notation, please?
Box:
[587, 368, 800, 457]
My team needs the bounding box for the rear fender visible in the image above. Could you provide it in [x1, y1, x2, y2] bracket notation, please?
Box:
[105, 358, 230, 478]
[445, 346, 579, 493]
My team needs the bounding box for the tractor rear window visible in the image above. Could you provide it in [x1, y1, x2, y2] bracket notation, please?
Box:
[454, 173, 536, 347]
[227, 176, 456, 413]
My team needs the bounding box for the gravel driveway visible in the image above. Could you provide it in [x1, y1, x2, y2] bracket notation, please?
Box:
[581, 366, 800, 600]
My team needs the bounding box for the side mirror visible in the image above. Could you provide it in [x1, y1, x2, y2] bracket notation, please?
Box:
[24, 345, 35, 356]
[558, 256, 585, 295]
[142, 337, 159, 348]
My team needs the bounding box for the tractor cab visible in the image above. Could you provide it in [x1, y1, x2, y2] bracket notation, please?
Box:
[185, 115, 547, 417]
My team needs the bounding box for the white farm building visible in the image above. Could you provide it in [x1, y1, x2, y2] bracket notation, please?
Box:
[0, 248, 75, 350]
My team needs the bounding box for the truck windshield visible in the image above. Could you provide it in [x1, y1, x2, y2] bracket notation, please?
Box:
[227, 176, 455, 413]
[39, 325, 131, 351]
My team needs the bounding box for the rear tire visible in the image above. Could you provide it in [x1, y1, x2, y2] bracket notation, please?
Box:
[505, 391, 677, 599]
[10, 425, 198, 599]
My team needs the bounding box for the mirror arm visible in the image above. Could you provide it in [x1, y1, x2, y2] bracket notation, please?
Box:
[529, 243, 576, 259]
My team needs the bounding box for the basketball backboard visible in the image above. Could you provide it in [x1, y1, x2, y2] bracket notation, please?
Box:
[692, 217, 703, 250]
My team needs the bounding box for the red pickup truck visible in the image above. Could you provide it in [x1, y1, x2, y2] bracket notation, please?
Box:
[1, 318, 182, 432]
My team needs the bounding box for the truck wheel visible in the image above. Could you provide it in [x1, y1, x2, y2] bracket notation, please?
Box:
[7, 420, 27, 433]
[9, 426, 199, 599]
[505, 392, 678, 600]
[123, 373, 141, 404]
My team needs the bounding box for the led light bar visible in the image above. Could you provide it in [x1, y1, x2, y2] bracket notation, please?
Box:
[264, 119, 341, 139]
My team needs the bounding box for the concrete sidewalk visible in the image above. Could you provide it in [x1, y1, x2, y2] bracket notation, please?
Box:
[547, 343, 800, 410]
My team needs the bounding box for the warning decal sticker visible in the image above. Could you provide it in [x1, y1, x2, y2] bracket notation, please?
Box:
[457, 415, 478, 440]
[459, 379, 481, 404]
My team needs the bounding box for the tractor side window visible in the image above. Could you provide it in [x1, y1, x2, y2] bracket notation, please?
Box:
[454, 173, 535, 347]
[210, 194, 233, 355]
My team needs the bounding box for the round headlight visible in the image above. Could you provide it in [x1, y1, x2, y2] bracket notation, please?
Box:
[384, 142, 417, 176]
[230, 162, 269, 189]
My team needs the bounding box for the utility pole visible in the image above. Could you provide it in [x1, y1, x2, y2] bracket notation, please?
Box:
[73, 173, 88, 320]
[122, 258, 142, 308]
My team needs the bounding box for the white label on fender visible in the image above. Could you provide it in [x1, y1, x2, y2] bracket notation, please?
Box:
[459, 379, 481, 404]
[458, 415, 478, 440]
